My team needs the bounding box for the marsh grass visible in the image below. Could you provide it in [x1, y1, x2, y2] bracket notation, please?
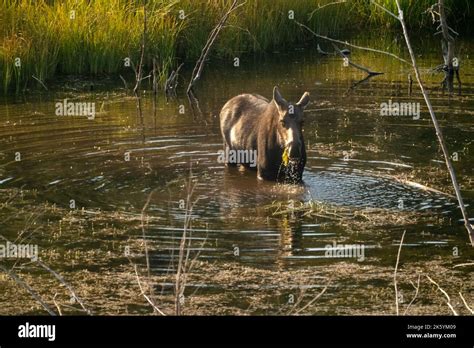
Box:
[266, 199, 435, 230]
[1, 0, 472, 93]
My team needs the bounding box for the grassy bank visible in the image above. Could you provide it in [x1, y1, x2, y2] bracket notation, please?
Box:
[1, 0, 472, 93]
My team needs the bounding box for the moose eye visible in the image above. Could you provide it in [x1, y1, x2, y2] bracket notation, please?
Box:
[280, 119, 286, 127]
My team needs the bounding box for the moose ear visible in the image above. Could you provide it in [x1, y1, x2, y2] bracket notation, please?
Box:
[296, 92, 310, 109]
[273, 86, 288, 112]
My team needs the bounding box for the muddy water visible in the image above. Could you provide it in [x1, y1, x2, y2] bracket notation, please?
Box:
[1, 37, 473, 314]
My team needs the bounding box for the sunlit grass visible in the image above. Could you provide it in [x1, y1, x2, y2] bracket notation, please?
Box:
[0, 0, 472, 93]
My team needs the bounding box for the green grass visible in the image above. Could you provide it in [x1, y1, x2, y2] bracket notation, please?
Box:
[0, 0, 472, 94]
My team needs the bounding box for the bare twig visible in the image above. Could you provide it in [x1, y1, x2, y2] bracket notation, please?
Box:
[294, 20, 409, 64]
[31, 75, 48, 91]
[0, 264, 57, 316]
[134, 0, 147, 122]
[141, 189, 157, 278]
[119, 75, 128, 90]
[403, 273, 421, 315]
[294, 285, 328, 314]
[370, 0, 399, 20]
[165, 63, 184, 98]
[186, 0, 244, 94]
[308, 0, 346, 20]
[438, 0, 460, 94]
[459, 292, 474, 314]
[394, 230, 405, 315]
[426, 275, 458, 315]
[134, 0, 147, 95]
[152, 58, 158, 127]
[175, 164, 198, 315]
[36, 259, 92, 315]
[134, 265, 166, 315]
[0, 233, 91, 315]
[453, 263, 474, 268]
[332, 43, 383, 76]
[53, 293, 63, 316]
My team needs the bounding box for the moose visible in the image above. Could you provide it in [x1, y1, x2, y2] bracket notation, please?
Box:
[219, 86, 310, 183]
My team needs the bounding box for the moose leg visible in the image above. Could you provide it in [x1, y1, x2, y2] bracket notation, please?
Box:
[223, 142, 237, 167]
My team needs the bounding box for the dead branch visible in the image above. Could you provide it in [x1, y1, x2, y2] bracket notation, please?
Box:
[438, 0, 461, 94]
[308, 0, 347, 20]
[294, 285, 328, 314]
[36, 259, 92, 315]
[152, 58, 158, 126]
[53, 293, 63, 316]
[141, 188, 157, 278]
[426, 275, 458, 315]
[390, 0, 474, 246]
[134, 264, 166, 315]
[31, 75, 48, 91]
[134, 0, 147, 120]
[134, 0, 147, 96]
[453, 262, 474, 268]
[0, 264, 57, 316]
[459, 292, 474, 314]
[294, 20, 409, 64]
[394, 230, 406, 315]
[0, 233, 91, 315]
[165, 63, 184, 99]
[333, 43, 383, 76]
[119, 75, 128, 90]
[186, 0, 244, 95]
[403, 273, 421, 315]
[175, 164, 198, 315]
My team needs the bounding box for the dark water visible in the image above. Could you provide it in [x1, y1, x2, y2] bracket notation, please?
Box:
[1, 38, 473, 313]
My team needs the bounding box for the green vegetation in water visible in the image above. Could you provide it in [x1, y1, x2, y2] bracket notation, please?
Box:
[1, 0, 473, 93]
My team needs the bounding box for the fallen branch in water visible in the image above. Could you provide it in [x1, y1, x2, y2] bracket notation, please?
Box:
[333, 43, 383, 76]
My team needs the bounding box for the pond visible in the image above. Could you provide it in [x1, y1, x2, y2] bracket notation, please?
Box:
[0, 35, 473, 315]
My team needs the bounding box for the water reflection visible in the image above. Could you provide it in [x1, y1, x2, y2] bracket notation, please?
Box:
[0, 38, 472, 284]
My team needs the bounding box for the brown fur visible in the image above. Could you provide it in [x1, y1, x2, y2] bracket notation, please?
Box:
[219, 86, 310, 183]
